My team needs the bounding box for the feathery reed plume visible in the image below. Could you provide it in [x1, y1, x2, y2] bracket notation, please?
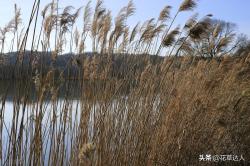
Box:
[80, 1, 92, 53]
[140, 18, 156, 43]
[119, 27, 130, 53]
[14, 4, 22, 30]
[158, 6, 172, 22]
[8, 4, 22, 52]
[217, 35, 234, 51]
[156, 0, 197, 55]
[108, 15, 125, 53]
[100, 10, 112, 53]
[132, 18, 155, 53]
[60, 6, 75, 34]
[178, 0, 197, 12]
[63, 6, 75, 16]
[125, 0, 136, 17]
[162, 27, 180, 47]
[189, 16, 211, 39]
[109, 1, 136, 54]
[174, 14, 213, 56]
[83, 1, 92, 34]
[116, 0, 135, 24]
[184, 13, 198, 29]
[154, 24, 166, 35]
[152, 6, 171, 54]
[178, 39, 193, 54]
[149, 24, 166, 54]
[74, 28, 80, 53]
[213, 23, 222, 38]
[41, 2, 53, 18]
[44, 15, 54, 35]
[6, 20, 16, 33]
[0, 22, 13, 53]
[92, 0, 105, 52]
[73, 7, 82, 22]
[129, 22, 140, 44]
[43, 15, 56, 48]
[70, 7, 82, 52]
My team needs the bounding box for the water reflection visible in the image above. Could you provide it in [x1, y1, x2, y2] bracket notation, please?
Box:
[0, 80, 82, 102]
[0, 80, 85, 164]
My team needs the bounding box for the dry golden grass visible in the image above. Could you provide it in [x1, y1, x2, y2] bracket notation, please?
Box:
[0, 0, 249, 165]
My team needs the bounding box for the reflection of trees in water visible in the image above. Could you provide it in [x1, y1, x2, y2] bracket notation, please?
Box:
[0, 80, 82, 101]
[0, 79, 133, 102]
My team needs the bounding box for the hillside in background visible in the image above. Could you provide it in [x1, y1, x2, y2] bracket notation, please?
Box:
[0, 51, 163, 80]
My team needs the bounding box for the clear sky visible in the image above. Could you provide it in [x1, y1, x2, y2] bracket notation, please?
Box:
[0, 0, 250, 52]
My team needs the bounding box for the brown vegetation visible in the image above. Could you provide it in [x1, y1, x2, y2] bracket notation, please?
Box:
[0, 0, 249, 165]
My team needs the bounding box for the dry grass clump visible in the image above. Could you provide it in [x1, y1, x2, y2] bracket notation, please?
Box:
[153, 54, 250, 165]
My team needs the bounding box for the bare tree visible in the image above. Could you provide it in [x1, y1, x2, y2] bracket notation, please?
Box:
[181, 20, 239, 57]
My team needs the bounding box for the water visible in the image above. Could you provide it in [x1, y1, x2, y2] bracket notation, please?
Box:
[0, 80, 162, 165]
[0, 80, 86, 164]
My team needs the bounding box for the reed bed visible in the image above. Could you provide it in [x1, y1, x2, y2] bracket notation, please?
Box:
[0, 0, 249, 165]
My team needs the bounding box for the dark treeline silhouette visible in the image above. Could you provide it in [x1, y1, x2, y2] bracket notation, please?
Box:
[0, 51, 164, 80]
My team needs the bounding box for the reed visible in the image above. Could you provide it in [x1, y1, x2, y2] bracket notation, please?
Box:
[0, 0, 249, 165]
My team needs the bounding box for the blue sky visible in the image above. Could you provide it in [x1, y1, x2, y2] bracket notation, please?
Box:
[0, 0, 249, 51]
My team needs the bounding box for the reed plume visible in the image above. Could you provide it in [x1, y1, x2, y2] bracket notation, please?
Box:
[129, 22, 140, 44]
[217, 35, 234, 51]
[60, 6, 75, 33]
[158, 6, 172, 22]
[41, 2, 54, 18]
[178, 0, 197, 12]
[189, 16, 211, 39]
[162, 27, 180, 47]
[80, 1, 92, 53]
[213, 23, 222, 38]
[100, 11, 112, 54]
[140, 19, 156, 43]
[74, 28, 80, 53]
[14, 5, 22, 30]
[83, 1, 92, 34]
[125, 0, 136, 17]
[92, 0, 105, 52]
[184, 13, 198, 29]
